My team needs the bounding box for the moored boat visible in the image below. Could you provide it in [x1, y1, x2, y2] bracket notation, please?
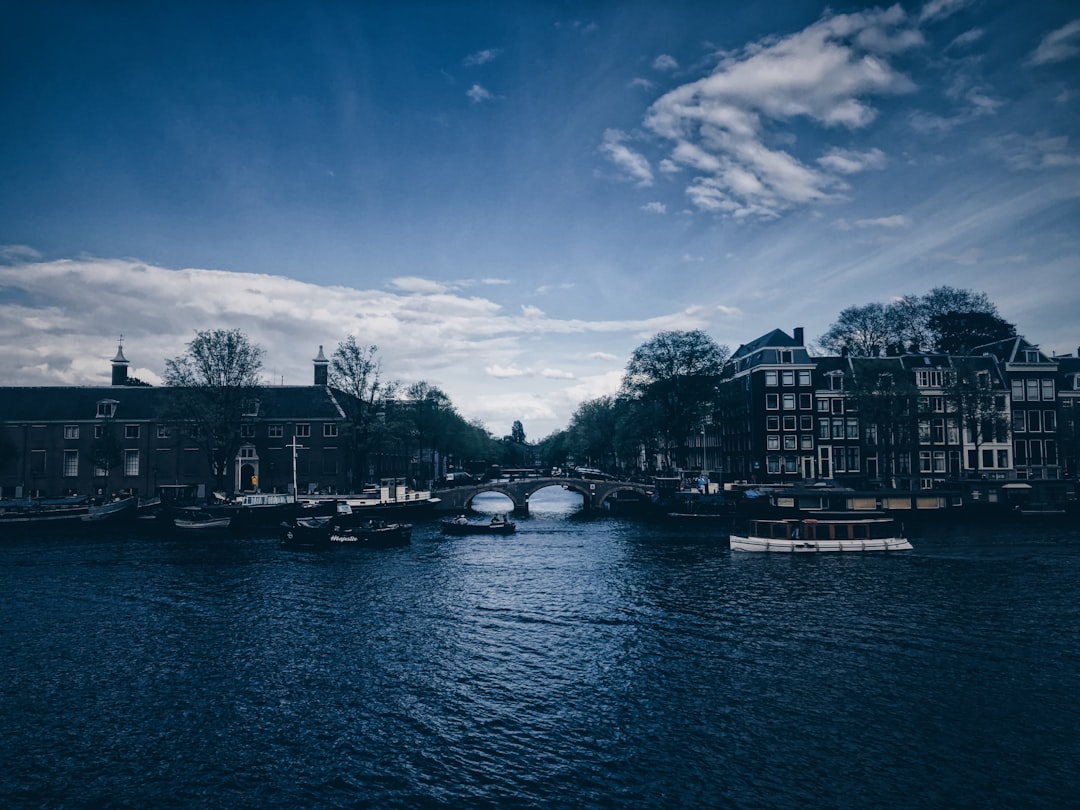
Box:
[304, 478, 441, 521]
[440, 514, 516, 535]
[173, 509, 233, 531]
[730, 515, 912, 553]
[0, 496, 90, 531]
[81, 495, 139, 524]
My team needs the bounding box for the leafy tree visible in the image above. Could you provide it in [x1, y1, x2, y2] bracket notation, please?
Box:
[929, 311, 1016, 354]
[818, 287, 1012, 357]
[510, 420, 526, 444]
[162, 329, 265, 494]
[817, 302, 895, 357]
[566, 397, 620, 471]
[330, 337, 395, 489]
[404, 381, 454, 483]
[620, 330, 729, 469]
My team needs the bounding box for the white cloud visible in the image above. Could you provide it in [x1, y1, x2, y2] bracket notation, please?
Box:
[464, 48, 503, 66]
[641, 201, 667, 214]
[986, 133, 1080, 170]
[467, 84, 495, 103]
[653, 54, 679, 71]
[0, 244, 42, 263]
[919, 0, 971, 24]
[1027, 19, 1080, 66]
[599, 128, 654, 187]
[641, 7, 918, 217]
[485, 364, 529, 378]
[817, 147, 886, 174]
[0, 258, 725, 437]
[390, 276, 448, 294]
[541, 368, 576, 379]
[629, 77, 655, 90]
[855, 214, 912, 228]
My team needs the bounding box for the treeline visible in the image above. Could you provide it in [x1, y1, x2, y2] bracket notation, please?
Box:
[157, 330, 521, 492]
[537, 286, 1021, 476]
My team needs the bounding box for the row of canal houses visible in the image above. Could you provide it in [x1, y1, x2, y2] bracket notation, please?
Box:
[711, 327, 1080, 502]
[1, 326, 1079, 504]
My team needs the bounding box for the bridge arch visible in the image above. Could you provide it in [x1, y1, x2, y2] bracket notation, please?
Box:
[436, 477, 655, 514]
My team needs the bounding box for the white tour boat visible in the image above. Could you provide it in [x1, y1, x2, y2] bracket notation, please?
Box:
[729, 516, 912, 553]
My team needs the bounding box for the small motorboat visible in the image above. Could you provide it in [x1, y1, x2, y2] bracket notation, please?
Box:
[440, 514, 517, 536]
[173, 509, 233, 531]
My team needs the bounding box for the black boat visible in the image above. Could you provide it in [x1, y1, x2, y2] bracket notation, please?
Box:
[280, 515, 412, 548]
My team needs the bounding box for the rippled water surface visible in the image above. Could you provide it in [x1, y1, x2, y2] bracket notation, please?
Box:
[3, 488, 1078, 808]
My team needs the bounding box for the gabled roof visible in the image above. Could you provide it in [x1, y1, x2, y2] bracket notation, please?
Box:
[731, 328, 796, 360]
[973, 335, 1054, 365]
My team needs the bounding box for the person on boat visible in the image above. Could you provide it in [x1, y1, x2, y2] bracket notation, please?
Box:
[490, 515, 505, 526]
[454, 514, 468, 524]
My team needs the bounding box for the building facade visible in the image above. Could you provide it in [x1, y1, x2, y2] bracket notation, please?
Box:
[0, 346, 400, 500]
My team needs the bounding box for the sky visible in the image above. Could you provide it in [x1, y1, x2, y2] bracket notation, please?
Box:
[1, 1, 1078, 439]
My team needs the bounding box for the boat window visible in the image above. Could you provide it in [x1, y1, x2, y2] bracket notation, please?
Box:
[834, 524, 850, 539]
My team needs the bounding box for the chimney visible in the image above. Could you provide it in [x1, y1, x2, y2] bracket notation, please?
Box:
[313, 345, 329, 386]
[793, 327, 804, 346]
[111, 342, 129, 386]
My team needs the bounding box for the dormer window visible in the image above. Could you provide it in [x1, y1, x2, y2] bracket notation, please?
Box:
[241, 398, 260, 416]
[96, 400, 118, 418]
[1024, 350, 1040, 363]
[779, 350, 793, 364]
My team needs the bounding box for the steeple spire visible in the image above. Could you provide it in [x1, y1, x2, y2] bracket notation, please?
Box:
[111, 335, 130, 385]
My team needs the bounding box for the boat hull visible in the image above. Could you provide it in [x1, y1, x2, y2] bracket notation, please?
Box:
[440, 520, 516, 535]
[280, 517, 412, 549]
[729, 534, 913, 552]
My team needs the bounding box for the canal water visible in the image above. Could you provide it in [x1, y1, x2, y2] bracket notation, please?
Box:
[2, 487, 1077, 808]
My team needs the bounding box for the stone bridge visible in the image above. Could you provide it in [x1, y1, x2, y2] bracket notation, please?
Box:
[433, 476, 656, 514]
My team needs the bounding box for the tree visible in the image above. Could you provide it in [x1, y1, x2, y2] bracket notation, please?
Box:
[89, 422, 123, 493]
[818, 287, 1012, 356]
[404, 381, 453, 483]
[510, 420, 526, 444]
[330, 337, 395, 489]
[944, 360, 1010, 473]
[929, 311, 1016, 354]
[846, 360, 922, 489]
[620, 330, 729, 469]
[817, 302, 895, 357]
[162, 329, 265, 494]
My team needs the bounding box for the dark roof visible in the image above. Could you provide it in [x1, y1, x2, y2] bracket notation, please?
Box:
[731, 328, 796, 360]
[0, 385, 345, 422]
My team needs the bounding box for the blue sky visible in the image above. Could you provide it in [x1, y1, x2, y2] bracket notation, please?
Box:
[1, 0, 1078, 438]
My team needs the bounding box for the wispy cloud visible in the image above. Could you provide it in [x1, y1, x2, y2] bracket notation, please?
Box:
[467, 84, 496, 104]
[1027, 19, 1080, 66]
[599, 129, 654, 187]
[464, 48, 503, 66]
[638, 7, 920, 217]
[641, 201, 667, 214]
[855, 214, 912, 228]
[919, 0, 971, 24]
[652, 54, 679, 71]
[817, 147, 886, 174]
[985, 133, 1080, 170]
